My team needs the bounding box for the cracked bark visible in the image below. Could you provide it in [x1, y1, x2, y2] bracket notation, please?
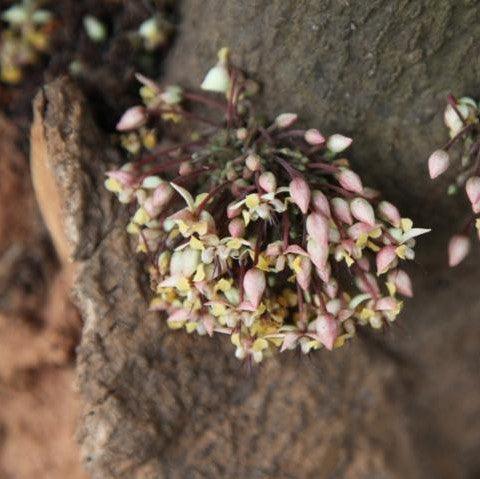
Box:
[30, 1, 480, 478]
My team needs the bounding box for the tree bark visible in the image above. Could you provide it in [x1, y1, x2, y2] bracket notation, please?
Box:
[31, 1, 480, 478]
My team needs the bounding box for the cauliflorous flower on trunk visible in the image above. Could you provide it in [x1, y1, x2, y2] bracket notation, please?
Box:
[106, 49, 428, 363]
[427, 94, 480, 266]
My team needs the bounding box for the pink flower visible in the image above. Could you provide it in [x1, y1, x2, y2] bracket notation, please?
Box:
[315, 314, 339, 350]
[466, 176, 480, 213]
[428, 149, 450, 179]
[116, 106, 147, 131]
[350, 198, 375, 226]
[378, 201, 401, 227]
[289, 176, 311, 214]
[331, 197, 353, 225]
[376, 246, 397, 274]
[243, 268, 266, 309]
[448, 235, 470, 267]
[304, 128, 326, 146]
[336, 169, 363, 194]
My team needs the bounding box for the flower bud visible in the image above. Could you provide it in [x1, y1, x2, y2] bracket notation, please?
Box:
[465, 176, 480, 213]
[227, 202, 242, 219]
[306, 213, 329, 244]
[289, 177, 311, 214]
[1, 5, 27, 24]
[181, 248, 201, 277]
[315, 314, 339, 350]
[274, 113, 298, 129]
[350, 198, 375, 226]
[324, 278, 338, 299]
[387, 269, 413, 297]
[258, 171, 277, 193]
[179, 161, 193, 176]
[153, 183, 174, 206]
[448, 235, 470, 267]
[376, 246, 397, 274]
[304, 129, 325, 146]
[378, 201, 401, 227]
[228, 218, 245, 237]
[327, 134, 352, 153]
[428, 149, 450, 179]
[296, 257, 312, 291]
[83, 15, 107, 43]
[116, 106, 147, 131]
[307, 238, 329, 270]
[201, 48, 230, 93]
[243, 268, 266, 309]
[236, 128, 248, 140]
[245, 153, 261, 171]
[316, 261, 332, 282]
[312, 190, 331, 217]
[142, 176, 162, 189]
[331, 197, 353, 225]
[444, 103, 468, 136]
[336, 169, 363, 194]
[357, 256, 370, 272]
[139, 17, 165, 50]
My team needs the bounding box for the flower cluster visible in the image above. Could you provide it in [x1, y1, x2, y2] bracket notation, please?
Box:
[428, 95, 480, 266]
[0, 0, 54, 84]
[106, 49, 429, 363]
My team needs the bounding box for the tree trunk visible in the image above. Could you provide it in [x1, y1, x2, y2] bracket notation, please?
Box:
[31, 2, 480, 478]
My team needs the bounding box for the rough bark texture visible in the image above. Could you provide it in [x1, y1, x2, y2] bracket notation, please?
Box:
[31, 78, 120, 262]
[33, 2, 480, 478]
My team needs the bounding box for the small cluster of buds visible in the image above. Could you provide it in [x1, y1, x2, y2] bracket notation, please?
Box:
[428, 95, 480, 266]
[0, 0, 54, 84]
[106, 49, 428, 363]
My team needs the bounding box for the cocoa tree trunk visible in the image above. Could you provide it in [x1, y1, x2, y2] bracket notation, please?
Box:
[31, 2, 480, 478]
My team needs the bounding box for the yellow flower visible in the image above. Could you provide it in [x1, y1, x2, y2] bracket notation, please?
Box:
[245, 193, 260, 209]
